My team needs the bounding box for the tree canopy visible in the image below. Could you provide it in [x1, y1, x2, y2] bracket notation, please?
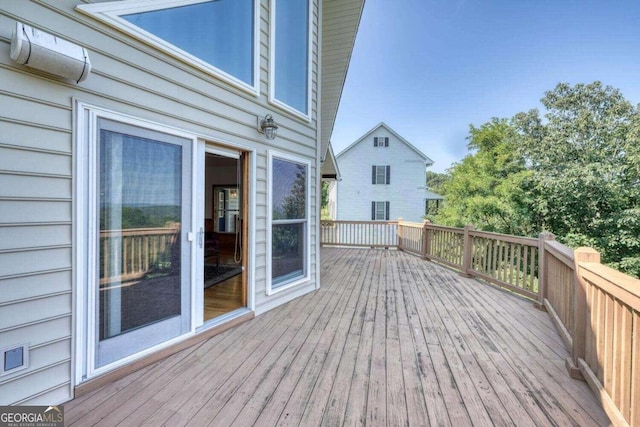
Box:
[434, 82, 640, 277]
[435, 118, 534, 235]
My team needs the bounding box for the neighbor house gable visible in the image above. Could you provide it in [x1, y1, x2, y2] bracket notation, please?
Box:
[336, 122, 434, 165]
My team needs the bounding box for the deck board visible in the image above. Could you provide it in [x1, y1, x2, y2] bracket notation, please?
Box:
[65, 248, 611, 426]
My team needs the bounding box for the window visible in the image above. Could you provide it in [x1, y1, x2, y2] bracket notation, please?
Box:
[77, 0, 258, 93]
[372, 165, 391, 185]
[371, 201, 390, 221]
[215, 187, 240, 233]
[269, 154, 310, 291]
[373, 137, 389, 147]
[271, 0, 310, 116]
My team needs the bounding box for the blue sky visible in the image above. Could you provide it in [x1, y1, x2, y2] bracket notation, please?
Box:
[331, 0, 640, 173]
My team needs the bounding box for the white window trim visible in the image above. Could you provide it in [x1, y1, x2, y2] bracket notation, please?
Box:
[268, 0, 313, 121]
[266, 150, 312, 295]
[373, 201, 387, 221]
[76, 0, 260, 97]
[373, 165, 389, 185]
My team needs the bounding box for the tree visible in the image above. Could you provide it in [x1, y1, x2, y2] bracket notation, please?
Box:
[434, 118, 535, 235]
[425, 171, 449, 195]
[514, 82, 640, 276]
[321, 180, 329, 209]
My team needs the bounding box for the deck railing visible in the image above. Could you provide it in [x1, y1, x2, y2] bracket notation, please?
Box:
[322, 219, 543, 299]
[542, 245, 640, 427]
[100, 227, 180, 285]
[320, 220, 397, 248]
[321, 219, 639, 425]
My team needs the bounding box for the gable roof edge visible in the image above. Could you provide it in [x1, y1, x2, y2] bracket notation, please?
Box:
[336, 122, 434, 166]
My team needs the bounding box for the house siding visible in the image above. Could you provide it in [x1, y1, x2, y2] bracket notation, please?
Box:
[333, 125, 430, 223]
[0, 0, 321, 405]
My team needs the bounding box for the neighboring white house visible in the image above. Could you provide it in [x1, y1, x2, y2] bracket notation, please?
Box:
[0, 0, 364, 405]
[328, 123, 442, 223]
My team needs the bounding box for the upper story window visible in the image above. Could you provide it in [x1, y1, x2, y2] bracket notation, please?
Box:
[77, 0, 258, 94]
[374, 137, 389, 147]
[372, 165, 390, 185]
[270, 0, 311, 117]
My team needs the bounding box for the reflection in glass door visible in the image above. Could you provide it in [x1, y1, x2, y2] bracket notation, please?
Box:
[96, 118, 192, 368]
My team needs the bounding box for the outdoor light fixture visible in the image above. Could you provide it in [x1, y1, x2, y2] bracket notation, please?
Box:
[258, 114, 278, 140]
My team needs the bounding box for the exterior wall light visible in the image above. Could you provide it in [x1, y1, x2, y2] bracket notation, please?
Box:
[258, 114, 278, 140]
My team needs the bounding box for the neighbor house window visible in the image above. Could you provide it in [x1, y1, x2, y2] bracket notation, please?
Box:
[374, 137, 389, 147]
[77, 0, 258, 92]
[271, 0, 310, 116]
[371, 201, 390, 221]
[372, 165, 390, 185]
[269, 154, 310, 291]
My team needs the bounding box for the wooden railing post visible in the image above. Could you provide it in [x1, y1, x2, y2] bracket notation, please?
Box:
[535, 232, 555, 311]
[397, 218, 403, 251]
[566, 247, 601, 380]
[422, 220, 430, 259]
[460, 224, 474, 278]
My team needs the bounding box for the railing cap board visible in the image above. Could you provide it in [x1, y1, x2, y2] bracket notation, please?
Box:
[426, 224, 465, 234]
[320, 220, 398, 225]
[469, 229, 538, 246]
[398, 221, 425, 228]
[544, 240, 575, 268]
[579, 261, 640, 309]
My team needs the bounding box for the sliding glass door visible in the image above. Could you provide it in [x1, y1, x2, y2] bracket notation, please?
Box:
[95, 118, 192, 368]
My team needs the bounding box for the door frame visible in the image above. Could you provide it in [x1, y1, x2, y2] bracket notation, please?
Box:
[74, 101, 257, 385]
[195, 142, 254, 329]
[75, 102, 200, 380]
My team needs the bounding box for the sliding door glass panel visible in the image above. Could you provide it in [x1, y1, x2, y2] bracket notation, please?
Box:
[96, 118, 191, 368]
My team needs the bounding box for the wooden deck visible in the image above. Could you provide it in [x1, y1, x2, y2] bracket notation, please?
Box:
[65, 248, 611, 426]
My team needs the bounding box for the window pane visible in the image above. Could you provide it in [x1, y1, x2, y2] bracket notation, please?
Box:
[274, 0, 308, 113]
[123, 0, 254, 85]
[99, 128, 183, 340]
[375, 166, 385, 184]
[272, 158, 307, 220]
[272, 222, 305, 286]
[375, 202, 385, 220]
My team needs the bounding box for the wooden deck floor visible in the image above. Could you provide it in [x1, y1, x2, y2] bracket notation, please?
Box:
[65, 248, 611, 426]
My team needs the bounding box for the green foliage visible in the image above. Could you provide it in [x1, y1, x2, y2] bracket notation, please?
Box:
[434, 118, 535, 236]
[321, 180, 329, 209]
[436, 82, 640, 277]
[425, 171, 449, 194]
[514, 82, 640, 277]
[101, 205, 180, 229]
